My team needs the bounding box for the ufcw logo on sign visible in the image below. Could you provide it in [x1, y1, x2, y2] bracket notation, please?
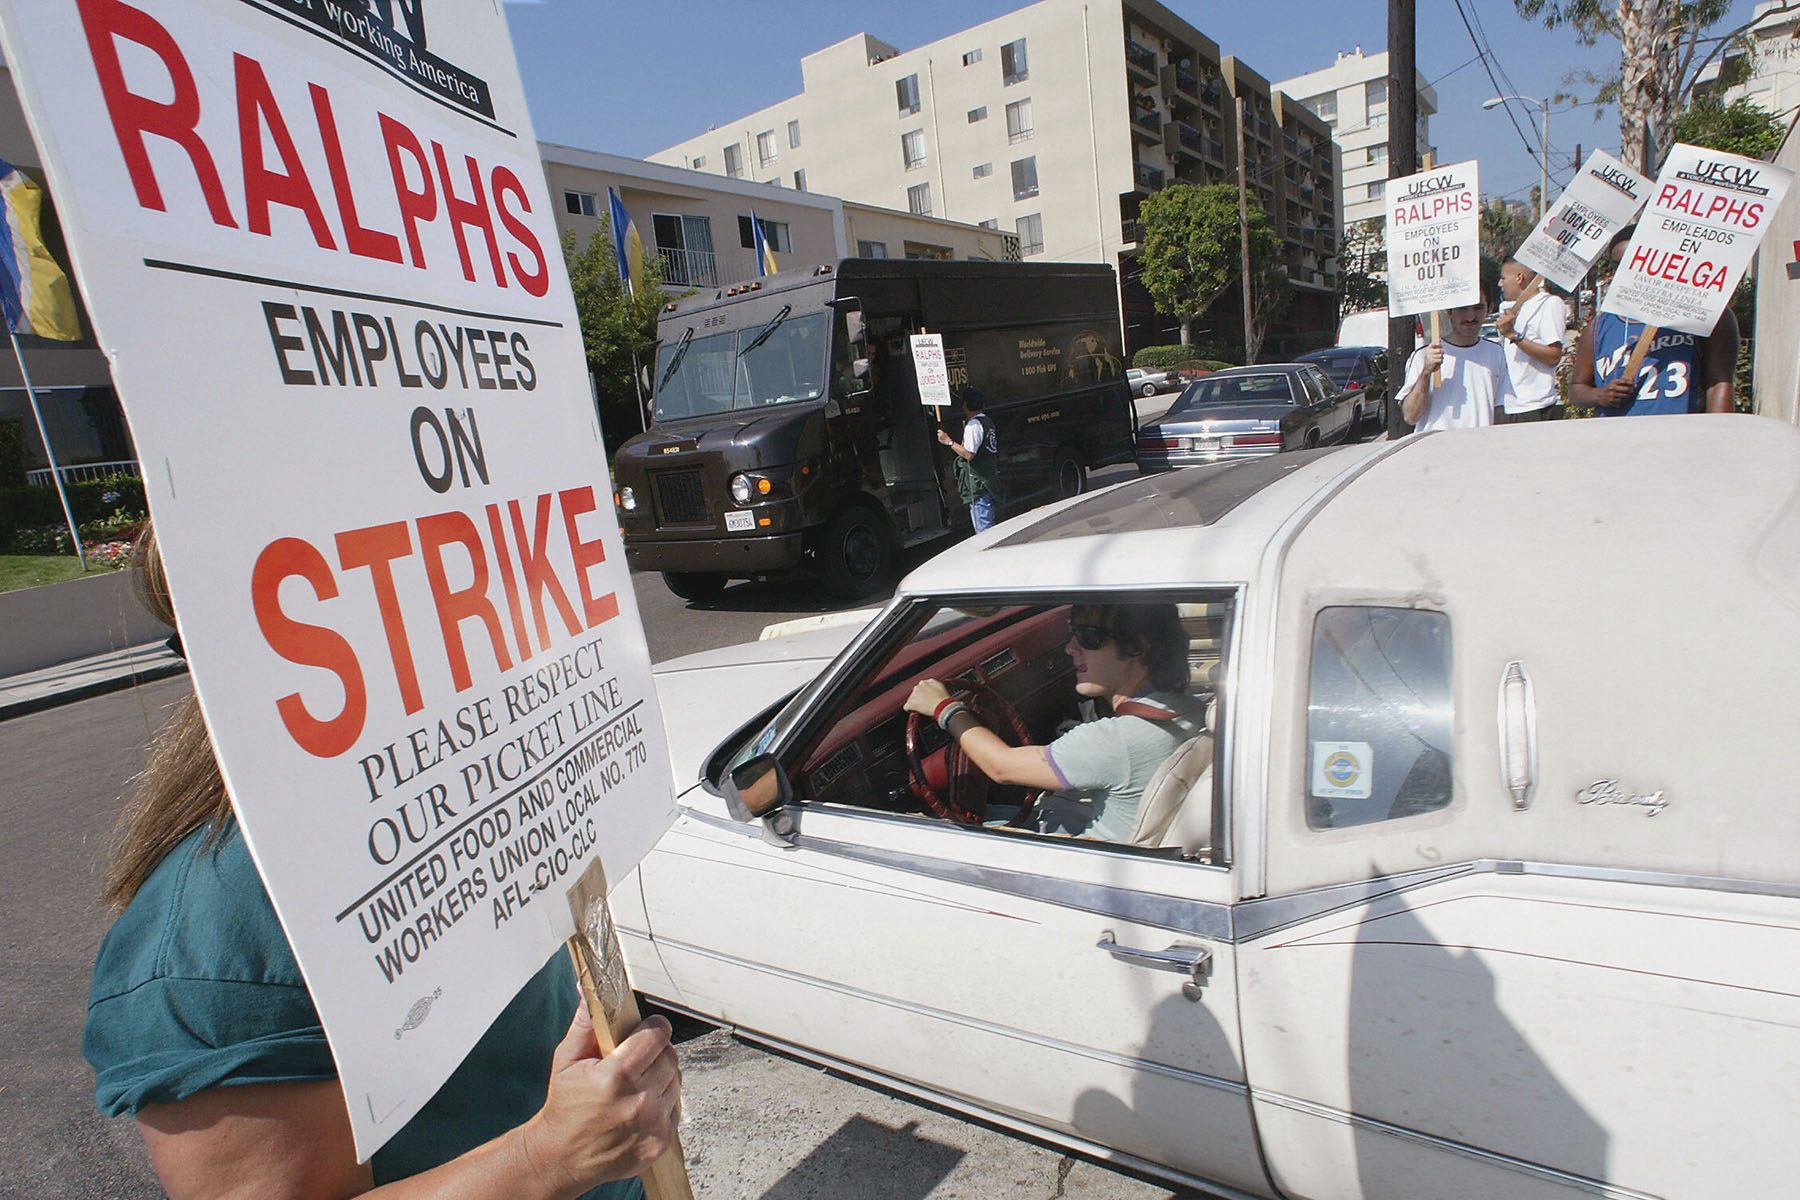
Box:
[263, 0, 497, 120]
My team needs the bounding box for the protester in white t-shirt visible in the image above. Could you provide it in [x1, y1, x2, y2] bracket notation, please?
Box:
[1493, 258, 1569, 423]
[1398, 298, 1514, 433]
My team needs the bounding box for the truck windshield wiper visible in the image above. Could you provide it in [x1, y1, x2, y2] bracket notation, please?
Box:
[737, 305, 792, 359]
[657, 326, 694, 391]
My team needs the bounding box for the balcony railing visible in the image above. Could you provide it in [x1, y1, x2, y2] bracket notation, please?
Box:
[1132, 101, 1162, 134]
[658, 246, 719, 288]
[1203, 135, 1225, 161]
[1134, 161, 1165, 190]
[1174, 66, 1198, 96]
[1167, 121, 1204, 158]
[26, 459, 141, 488]
[1121, 219, 1144, 244]
[1125, 38, 1157, 77]
[1201, 80, 1222, 109]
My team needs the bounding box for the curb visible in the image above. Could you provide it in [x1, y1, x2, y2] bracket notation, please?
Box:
[0, 658, 189, 722]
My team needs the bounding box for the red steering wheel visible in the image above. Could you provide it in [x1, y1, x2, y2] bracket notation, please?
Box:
[904, 674, 1042, 825]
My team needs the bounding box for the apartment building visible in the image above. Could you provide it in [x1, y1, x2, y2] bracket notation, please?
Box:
[1694, 1, 1800, 116]
[651, 0, 1340, 348]
[543, 144, 1014, 295]
[1277, 47, 1437, 232]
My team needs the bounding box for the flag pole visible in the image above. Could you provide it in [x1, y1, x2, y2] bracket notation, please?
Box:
[10, 326, 85, 570]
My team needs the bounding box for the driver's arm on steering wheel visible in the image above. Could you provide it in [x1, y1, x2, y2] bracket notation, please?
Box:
[904, 679, 1062, 790]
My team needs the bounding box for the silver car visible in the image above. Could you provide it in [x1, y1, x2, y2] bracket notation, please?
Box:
[1136, 363, 1356, 470]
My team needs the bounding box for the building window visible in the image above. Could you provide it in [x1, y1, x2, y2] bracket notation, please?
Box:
[963, 48, 983, 66]
[902, 129, 927, 170]
[1366, 144, 1387, 165]
[968, 105, 988, 123]
[1016, 212, 1044, 257]
[897, 73, 921, 115]
[858, 239, 888, 258]
[904, 241, 954, 260]
[1005, 97, 1034, 143]
[1001, 38, 1028, 85]
[787, 119, 802, 149]
[978, 218, 999, 229]
[1369, 111, 1387, 128]
[1010, 156, 1039, 201]
[738, 215, 791, 253]
[692, 154, 707, 169]
[651, 213, 718, 287]
[1367, 180, 1384, 201]
[563, 190, 597, 217]
[907, 182, 932, 216]
[973, 162, 993, 179]
[756, 130, 777, 167]
[1306, 93, 1337, 122]
[723, 144, 742, 178]
[1365, 78, 1387, 107]
[793, 169, 807, 191]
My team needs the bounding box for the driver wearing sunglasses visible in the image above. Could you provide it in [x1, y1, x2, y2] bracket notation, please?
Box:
[903, 603, 1206, 841]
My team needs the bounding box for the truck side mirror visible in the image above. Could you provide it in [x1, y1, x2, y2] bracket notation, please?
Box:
[853, 358, 871, 380]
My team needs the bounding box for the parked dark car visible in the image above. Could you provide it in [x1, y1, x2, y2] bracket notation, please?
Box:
[1294, 346, 1389, 432]
[1136, 363, 1357, 470]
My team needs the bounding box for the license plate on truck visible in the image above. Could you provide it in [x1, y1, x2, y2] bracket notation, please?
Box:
[725, 510, 754, 532]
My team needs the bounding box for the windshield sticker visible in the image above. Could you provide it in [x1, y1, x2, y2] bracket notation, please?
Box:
[1576, 779, 1669, 817]
[1312, 741, 1374, 800]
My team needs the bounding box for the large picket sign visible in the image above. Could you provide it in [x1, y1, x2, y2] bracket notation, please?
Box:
[1515, 149, 1651, 292]
[1602, 143, 1793, 335]
[0, 0, 675, 1157]
[1384, 159, 1482, 317]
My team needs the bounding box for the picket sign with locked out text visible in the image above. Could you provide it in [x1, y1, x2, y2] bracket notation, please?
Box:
[0, 0, 677, 1160]
[910, 332, 954, 407]
[1515, 149, 1652, 293]
[1602, 142, 1793, 336]
[1384, 159, 1482, 318]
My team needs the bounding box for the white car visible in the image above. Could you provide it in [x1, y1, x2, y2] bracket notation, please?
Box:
[618, 416, 1800, 1199]
[1126, 366, 1180, 397]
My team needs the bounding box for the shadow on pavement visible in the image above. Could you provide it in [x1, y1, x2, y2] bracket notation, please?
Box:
[757, 1115, 963, 1200]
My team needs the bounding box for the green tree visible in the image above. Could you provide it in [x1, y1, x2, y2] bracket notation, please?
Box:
[1672, 95, 1784, 158]
[1137, 183, 1281, 348]
[1336, 218, 1387, 318]
[1513, 1, 1795, 172]
[1479, 198, 1533, 266]
[563, 229, 669, 452]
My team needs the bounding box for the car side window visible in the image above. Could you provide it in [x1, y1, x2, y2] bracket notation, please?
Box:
[1305, 606, 1453, 830]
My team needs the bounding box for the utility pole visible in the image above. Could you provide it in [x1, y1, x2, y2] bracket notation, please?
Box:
[1236, 95, 1254, 364]
[1386, 0, 1417, 439]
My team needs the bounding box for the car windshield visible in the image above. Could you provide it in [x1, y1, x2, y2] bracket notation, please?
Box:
[1169, 373, 1293, 414]
[1300, 354, 1360, 385]
[652, 311, 830, 421]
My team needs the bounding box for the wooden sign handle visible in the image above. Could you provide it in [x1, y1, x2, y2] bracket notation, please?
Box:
[1622, 324, 1660, 384]
[566, 862, 694, 1200]
[1429, 310, 1442, 389]
[1523, 272, 1544, 299]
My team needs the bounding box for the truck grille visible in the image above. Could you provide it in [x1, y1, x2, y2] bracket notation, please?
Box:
[652, 469, 711, 525]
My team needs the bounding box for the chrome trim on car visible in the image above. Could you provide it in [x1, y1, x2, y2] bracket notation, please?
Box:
[1251, 1089, 1662, 1200]
[1235, 437, 1420, 899]
[656, 934, 1250, 1096]
[800, 833, 1235, 940]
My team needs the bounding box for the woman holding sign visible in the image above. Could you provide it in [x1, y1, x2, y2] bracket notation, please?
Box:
[83, 531, 679, 1200]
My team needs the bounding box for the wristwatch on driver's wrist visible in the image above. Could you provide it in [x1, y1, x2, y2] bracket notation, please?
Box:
[1508, 331, 1523, 344]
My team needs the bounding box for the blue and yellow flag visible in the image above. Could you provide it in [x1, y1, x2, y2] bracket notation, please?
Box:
[0, 159, 79, 341]
[751, 212, 777, 277]
[608, 186, 644, 295]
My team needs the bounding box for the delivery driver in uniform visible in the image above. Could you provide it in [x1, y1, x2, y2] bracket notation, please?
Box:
[939, 386, 1003, 532]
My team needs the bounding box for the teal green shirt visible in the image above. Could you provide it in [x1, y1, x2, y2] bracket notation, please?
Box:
[84, 822, 641, 1198]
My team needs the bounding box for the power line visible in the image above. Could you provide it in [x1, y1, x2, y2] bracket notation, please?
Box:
[1450, 0, 1553, 193]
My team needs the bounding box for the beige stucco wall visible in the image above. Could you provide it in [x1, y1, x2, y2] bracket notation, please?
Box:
[841, 204, 1014, 261]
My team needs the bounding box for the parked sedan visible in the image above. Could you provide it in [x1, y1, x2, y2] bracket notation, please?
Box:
[1135, 362, 1355, 470]
[1126, 366, 1181, 397]
[623, 417, 1800, 1199]
[1295, 346, 1390, 433]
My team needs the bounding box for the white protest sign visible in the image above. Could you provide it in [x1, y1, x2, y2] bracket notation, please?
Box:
[909, 332, 953, 406]
[1515, 149, 1651, 292]
[1601, 142, 1793, 335]
[1384, 159, 1482, 317]
[0, 0, 675, 1158]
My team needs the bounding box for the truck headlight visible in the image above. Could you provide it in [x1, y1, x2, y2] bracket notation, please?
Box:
[730, 473, 754, 505]
[618, 486, 637, 512]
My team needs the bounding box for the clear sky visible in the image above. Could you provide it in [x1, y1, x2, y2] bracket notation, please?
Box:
[502, 0, 1767, 211]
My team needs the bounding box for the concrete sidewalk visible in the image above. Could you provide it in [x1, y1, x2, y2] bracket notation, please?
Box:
[0, 640, 187, 720]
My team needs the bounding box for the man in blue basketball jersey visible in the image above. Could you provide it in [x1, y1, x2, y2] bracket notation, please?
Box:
[1570, 225, 1739, 415]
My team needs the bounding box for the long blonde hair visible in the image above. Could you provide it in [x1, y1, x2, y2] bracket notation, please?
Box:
[101, 524, 233, 912]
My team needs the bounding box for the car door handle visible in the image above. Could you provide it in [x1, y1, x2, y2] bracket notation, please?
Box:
[1097, 933, 1212, 998]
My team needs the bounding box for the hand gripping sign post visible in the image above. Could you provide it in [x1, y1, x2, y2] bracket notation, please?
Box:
[0, 0, 690, 1190]
[1384, 159, 1481, 388]
[1513, 149, 1651, 297]
[1601, 143, 1793, 382]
